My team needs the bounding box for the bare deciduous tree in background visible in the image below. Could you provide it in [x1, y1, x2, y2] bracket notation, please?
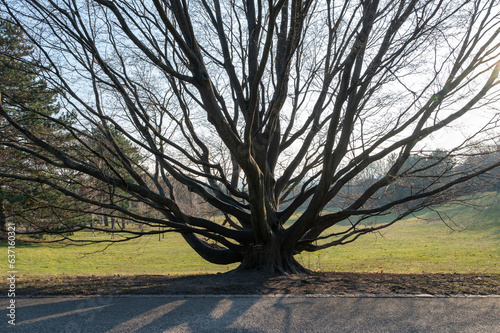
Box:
[1, 0, 499, 273]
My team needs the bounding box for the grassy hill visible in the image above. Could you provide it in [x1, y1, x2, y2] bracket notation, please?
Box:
[297, 191, 500, 273]
[5, 192, 500, 277]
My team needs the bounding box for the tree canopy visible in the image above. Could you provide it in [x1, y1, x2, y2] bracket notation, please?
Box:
[0, 0, 499, 273]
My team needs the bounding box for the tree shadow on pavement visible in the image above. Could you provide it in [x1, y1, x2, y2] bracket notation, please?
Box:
[2, 295, 500, 333]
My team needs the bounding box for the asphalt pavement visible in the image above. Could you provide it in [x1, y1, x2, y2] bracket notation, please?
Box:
[1, 295, 499, 332]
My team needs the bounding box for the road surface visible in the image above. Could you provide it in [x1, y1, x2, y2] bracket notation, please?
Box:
[1, 295, 499, 332]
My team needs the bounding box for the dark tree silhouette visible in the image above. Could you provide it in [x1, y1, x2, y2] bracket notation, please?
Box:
[1, 0, 499, 273]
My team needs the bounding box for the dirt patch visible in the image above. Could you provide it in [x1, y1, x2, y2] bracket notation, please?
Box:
[18, 272, 500, 296]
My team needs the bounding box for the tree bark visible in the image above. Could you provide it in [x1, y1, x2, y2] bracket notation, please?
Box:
[237, 237, 309, 274]
[0, 198, 6, 240]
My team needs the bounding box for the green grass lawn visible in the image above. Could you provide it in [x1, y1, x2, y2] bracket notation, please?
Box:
[5, 192, 500, 277]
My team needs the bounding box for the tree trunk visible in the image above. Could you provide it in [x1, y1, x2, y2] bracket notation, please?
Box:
[90, 217, 95, 237]
[111, 217, 115, 239]
[183, 231, 307, 274]
[238, 243, 309, 274]
[0, 198, 6, 240]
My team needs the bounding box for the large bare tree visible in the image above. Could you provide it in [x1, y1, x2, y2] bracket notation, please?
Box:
[1, 0, 499, 273]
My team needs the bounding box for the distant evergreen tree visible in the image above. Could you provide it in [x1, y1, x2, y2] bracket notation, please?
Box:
[0, 18, 58, 117]
[0, 17, 86, 237]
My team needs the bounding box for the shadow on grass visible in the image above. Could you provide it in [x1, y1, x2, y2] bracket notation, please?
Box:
[17, 271, 500, 297]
